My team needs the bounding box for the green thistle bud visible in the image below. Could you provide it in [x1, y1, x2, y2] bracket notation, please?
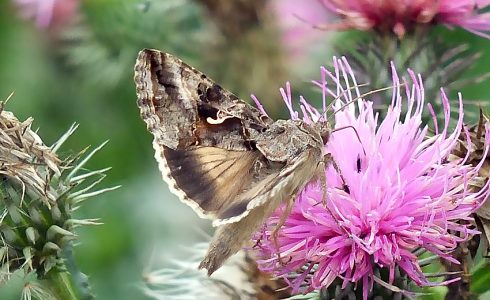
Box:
[340, 31, 485, 122]
[0, 108, 118, 286]
[445, 111, 490, 298]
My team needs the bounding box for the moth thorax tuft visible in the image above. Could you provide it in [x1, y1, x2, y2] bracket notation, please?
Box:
[315, 121, 330, 145]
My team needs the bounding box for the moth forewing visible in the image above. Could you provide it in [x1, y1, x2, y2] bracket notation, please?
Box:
[135, 49, 275, 222]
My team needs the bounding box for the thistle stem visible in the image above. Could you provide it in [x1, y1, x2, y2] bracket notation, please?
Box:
[39, 246, 94, 300]
[41, 270, 81, 300]
[63, 246, 95, 300]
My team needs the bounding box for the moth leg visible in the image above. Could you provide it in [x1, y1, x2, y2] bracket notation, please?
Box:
[271, 198, 294, 265]
[318, 154, 351, 237]
[318, 161, 328, 207]
[323, 153, 349, 194]
[252, 236, 262, 248]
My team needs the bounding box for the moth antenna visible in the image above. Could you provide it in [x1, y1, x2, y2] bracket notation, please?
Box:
[319, 82, 371, 118]
[327, 83, 407, 122]
[331, 125, 366, 155]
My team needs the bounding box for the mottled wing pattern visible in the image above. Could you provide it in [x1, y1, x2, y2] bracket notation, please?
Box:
[135, 49, 287, 223]
[134, 49, 272, 150]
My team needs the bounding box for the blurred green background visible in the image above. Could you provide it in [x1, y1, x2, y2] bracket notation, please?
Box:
[0, 0, 489, 299]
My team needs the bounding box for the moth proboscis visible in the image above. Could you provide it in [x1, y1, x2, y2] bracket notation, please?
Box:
[134, 48, 335, 275]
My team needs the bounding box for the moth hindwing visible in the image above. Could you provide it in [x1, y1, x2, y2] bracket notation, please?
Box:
[134, 48, 330, 274]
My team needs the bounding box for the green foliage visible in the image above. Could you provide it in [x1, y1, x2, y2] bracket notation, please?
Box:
[68, 0, 206, 87]
[335, 28, 486, 124]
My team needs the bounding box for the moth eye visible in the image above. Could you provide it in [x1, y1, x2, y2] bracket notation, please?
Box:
[321, 132, 329, 145]
[260, 284, 276, 295]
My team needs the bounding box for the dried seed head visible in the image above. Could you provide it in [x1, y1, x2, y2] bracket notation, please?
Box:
[143, 242, 290, 300]
[21, 281, 57, 300]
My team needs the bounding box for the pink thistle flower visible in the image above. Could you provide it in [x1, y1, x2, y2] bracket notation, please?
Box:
[13, 0, 78, 29]
[318, 0, 490, 38]
[269, 0, 333, 60]
[253, 58, 490, 299]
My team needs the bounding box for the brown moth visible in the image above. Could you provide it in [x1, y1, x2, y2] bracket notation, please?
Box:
[134, 49, 332, 275]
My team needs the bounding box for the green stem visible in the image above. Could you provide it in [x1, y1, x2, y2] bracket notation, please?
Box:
[40, 245, 94, 300]
[63, 246, 95, 300]
[42, 270, 81, 300]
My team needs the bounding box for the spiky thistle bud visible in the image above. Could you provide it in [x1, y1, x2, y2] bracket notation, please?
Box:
[339, 32, 486, 123]
[438, 111, 490, 299]
[0, 107, 117, 289]
[451, 111, 490, 253]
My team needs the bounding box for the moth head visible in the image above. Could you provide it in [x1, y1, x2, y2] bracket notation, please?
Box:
[312, 121, 331, 145]
[289, 120, 330, 148]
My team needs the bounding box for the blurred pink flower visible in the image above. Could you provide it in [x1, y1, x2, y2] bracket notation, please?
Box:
[14, 0, 78, 29]
[254, 58, 490, 299]
[318, 0, 490, 38]
[270, 0, 332, 59]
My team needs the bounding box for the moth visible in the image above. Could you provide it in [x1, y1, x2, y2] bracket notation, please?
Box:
[134, 49, 333, 275]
